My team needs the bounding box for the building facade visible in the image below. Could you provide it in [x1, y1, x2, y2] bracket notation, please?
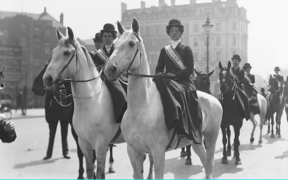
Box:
[0, 8, 66, 108]
[120, 0, 249, 95]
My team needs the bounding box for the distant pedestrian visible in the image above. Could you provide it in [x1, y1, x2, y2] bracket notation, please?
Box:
[15, 90, 22, 113]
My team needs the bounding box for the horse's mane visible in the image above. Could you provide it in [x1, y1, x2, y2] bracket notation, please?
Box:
[57, 37, 95, 72]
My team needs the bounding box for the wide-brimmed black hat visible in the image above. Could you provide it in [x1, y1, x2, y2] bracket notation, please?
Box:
[274, 66, 280, 71]
[93, 32, 102, 42]
[231, 54, 241, 62]
[243, 63, 252, 69]
[166, 19, 184, 29]
[100, 23, 117, 34]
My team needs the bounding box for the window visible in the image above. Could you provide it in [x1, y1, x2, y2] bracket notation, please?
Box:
[44, 30, 50, 37]
[34, 27, 40, 34]
[216, 37, 221, 46]
[232, 22, 237, 30]
[159, 26, 165, 35]
[45, 43, 51, 54]
[216, 51, 221, 61]
[140, 27, 146, 36]
[194, 24, 198, 32]
[21, 24, 27, 32]
[20, 37, 26, 47]
[150, 26, 156, 35]
[149, 52, 155, 65]
[34, 59, 40, 67]
[194, 38, 198, 47]
[194, 52, 198, 62]
[216, 23, 221, 31]
[232, 36, 236, 46]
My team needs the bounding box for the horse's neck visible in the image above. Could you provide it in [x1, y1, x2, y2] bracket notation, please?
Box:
[127, 51, 153, 108]
[70, 61, 101, 101]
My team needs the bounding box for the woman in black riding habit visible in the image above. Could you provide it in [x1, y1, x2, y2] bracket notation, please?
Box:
[153, 19, 202, 144]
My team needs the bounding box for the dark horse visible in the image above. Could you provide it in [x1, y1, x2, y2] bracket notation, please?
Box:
[266, 75, 285, 138]
[284, 78, 288, 123]
[32, 65, 115, 179]
[180, 69, 214, 165]
[218, 61, 244, 165]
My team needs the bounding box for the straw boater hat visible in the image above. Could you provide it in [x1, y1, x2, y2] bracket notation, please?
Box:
[243, 63, 252, 70]
[93, 32, 102, 42]
[231, 54, 241, 62]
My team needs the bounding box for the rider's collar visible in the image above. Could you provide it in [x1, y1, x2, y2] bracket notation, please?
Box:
[170, 39, 181, 49]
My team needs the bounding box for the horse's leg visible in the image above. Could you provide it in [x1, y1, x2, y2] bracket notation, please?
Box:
[267, 113, 271, 134]
[94, 143, 108, 179]
[180, 147, 186, 157]
[71, 126, 84, 179]
[127, 144, 144, 179]
[151, 147, 166, 179]
[78, 139, 95, 179]
[185, 145, 192, 165]
[191, 141, 210, 178]
[276, 110, 283, 138]
[233, 123, 242, 165]
[259, 111, 265, 144]
[201, 126, 220, 179]
[249, 112, 256, 143]
[146, 153, 154, 179]
[271, 113, 275, 138]
[108, 144, 115, 173]
[221, 125, 228, 164]
[226, 125, 232, 157]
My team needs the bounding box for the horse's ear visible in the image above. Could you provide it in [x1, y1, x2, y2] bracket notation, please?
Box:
[132, 18, 139, 33]
[195, 69, 200, 76]
[208, 70, 215, 77]
[227, 61, 231, 69]
[67, 27, 74, 40]
[56, 28, 64, 40]
[218, 62, 223, 69]
[117, 21, 126, 35]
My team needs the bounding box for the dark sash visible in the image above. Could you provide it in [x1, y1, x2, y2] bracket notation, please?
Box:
[96, 48, 109, 63]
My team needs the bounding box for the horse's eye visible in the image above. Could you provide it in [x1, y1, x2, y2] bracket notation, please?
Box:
[64, 51, 71, 56]
[129, 41, 135, 47]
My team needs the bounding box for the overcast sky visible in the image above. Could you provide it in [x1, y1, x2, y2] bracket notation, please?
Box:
[0, 0, 287, 78]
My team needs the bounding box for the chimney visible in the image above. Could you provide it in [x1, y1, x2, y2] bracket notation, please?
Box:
[60, 13, 64, 25]
[44, 7, 47, 13]
[171, 0, 175, 7]
[121, 2, 127, 14]
[190, 0, 196, 6]
[141, 1, 146, 10]
[159, 0, 165, 10]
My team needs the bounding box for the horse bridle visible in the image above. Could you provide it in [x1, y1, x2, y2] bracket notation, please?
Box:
[46, 42, 102, 106]
[123, 33, 170, 79]
[219, 69, 236, 96]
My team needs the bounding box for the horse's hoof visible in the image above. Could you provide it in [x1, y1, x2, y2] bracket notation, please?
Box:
[77, 175, 84, 179]
[267, 129, 270, 134]
[227, 150, 231, 157]
[180, 151, 187, 158]
[185, 158, 192, 165]
[271, 134, 275, 138]
[278, 134, 281, 138]
[235, 158, 242, 165]
[221, 157, 228, 164]
[250, 137, 254, 143]
[108, 167, 116, 173]
[93, 172, 96, 179]
[259, 139, 263, 144]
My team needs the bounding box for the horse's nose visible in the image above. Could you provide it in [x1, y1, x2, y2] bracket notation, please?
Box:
[108, 64, 117, 74]
[44, 75, 54, 88]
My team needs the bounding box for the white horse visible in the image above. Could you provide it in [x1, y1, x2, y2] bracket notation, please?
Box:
[42, 27, 127, 179]
[104, 18, 223, 179]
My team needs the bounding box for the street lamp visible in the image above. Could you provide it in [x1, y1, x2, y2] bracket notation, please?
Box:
[202, 15, 213, 73]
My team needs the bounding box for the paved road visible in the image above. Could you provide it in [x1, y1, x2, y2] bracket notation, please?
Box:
[0, 111, 287, 179]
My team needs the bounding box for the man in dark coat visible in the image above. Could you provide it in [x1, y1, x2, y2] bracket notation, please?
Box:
[273, 67, 284, 83]
[153, 19, 202, 144]
[230, 54, 250, 120]
[243, 63, 260, 115]
[89, 23, 127, 123]
[43, 82, 72, 160]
